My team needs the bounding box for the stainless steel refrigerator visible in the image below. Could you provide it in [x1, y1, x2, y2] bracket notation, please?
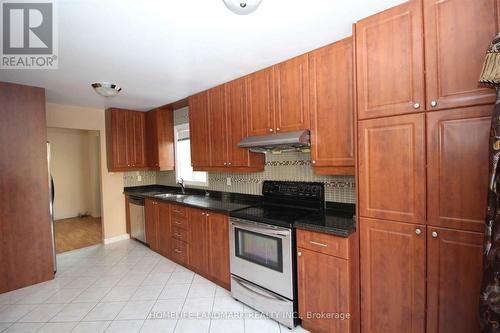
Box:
[47, 142, 57, 273]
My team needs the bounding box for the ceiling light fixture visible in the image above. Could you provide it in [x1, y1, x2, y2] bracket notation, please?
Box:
[223, 0, 262, 15]
[91, 82, 122, 97]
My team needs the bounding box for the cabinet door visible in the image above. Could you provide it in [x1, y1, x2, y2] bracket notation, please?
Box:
[356, 0, 425, 119]
[298, 248, 350, 333]
[245, 67, 275, 136]
[208, 85, 228, 167]
[426, 227, 483, 333]
[360, 217, 426, 333]
[207, 212, 230, 288]
[309, 39, 355, 168]
[145, 109, 159, 168]
[145, 199, 158, 251]
[226, 79, 250, 167]
[128, 111, 146, 168]
[157, 202, 171, 258]
[188, 208, 209, 274]
[358, 113, 426, 223]
[189, 91, 211, 167]
[106, 108, 129, 169]
[424, 0, 498, 110]
[156, 108, 175, 171]
[427, 106, 491, 232]
[274, 54, 310, 133]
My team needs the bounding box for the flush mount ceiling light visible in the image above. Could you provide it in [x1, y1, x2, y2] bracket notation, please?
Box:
[91, 82, 122, 97]
[223, 0, 262, 15]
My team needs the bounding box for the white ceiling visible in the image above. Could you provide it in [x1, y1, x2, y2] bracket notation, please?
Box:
[0, 0, 406, 111]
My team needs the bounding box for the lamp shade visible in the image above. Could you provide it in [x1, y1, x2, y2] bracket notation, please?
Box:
[223, 0, 262, 15]
[91, 82, 122, 97]
[479, 33, 500, 86]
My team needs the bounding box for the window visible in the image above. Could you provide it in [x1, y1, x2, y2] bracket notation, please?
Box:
[174, 123, 208, 187]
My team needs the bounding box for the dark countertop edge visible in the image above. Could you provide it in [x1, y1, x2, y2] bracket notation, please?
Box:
[294, 222, 355, 238]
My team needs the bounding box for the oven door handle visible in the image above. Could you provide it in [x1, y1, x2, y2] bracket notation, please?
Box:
[231, 221, 290, 238]
[232, 275, 289, 302]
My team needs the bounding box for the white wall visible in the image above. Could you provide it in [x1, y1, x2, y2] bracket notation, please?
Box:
[47, 128, 101, 220]
[46, 103, 126, 240]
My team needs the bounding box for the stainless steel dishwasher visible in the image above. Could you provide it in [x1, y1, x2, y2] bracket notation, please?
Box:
[128, 196, 146, 244]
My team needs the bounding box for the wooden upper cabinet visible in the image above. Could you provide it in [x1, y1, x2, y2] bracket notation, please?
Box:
[356, 0, 425, 119]
[358, 113, 426, 224]
[207, 212, 230, 289]
[274, 54, 310, 132]
[426, 227, 483, 333]
[208, 85, 228, 168]
[146, 107, 174, 171]
[309, 38, 355, 174]
[106, 108, 146, 171]
[298, 247, 351, 333]
[423, 0, 498, 110]
[427, 106, 490, 232]
[189, 91, 211, 168]
[245, 67, 275, 136]
[360, 217, 426, 333]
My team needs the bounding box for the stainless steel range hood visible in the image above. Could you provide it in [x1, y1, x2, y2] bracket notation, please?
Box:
[238, 130, 310, 153]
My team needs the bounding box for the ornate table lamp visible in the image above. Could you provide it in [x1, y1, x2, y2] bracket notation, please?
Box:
[479, 32, 500, 333]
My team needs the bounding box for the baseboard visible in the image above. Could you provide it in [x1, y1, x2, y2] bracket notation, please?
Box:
[103, 233, 130, 244]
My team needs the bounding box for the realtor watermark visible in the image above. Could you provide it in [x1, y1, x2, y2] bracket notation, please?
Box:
[1, 0, 58, 69]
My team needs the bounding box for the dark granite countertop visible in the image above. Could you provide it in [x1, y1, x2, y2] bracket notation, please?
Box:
[294, 202, 356, 237]
[124, 185, 262, 213]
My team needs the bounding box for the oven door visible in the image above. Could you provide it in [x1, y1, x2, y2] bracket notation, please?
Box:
[229, 218, 293, 299]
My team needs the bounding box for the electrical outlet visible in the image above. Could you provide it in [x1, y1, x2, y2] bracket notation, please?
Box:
[226, 177, 231, 186]
[137, 175, 142, 182]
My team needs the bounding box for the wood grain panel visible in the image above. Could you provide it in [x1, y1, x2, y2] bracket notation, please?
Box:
[188, 208, 209, 274]
[207, 212, 230, 289]
[309, 38, 355, 168]
[356, 0, 425, 119]
[358, 113, 426, 223]
[189, 91, 211, 167]
[427, 106, 491, 232]
[245, 67, 275, 136]
[0, 82, 54, 293]
[297, 229, 349, 259]
[208, 85, 228, 167]
[426, 227, 483, 333]
[157, 202, 171, 258]
[360, 217, 426, 333]
[424, 0, 498, 110]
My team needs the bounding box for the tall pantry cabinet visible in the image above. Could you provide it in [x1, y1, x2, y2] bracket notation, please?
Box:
[355, 0, 498, 332]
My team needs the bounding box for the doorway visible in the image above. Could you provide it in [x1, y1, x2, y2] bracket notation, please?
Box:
[47, 127, 103, 253]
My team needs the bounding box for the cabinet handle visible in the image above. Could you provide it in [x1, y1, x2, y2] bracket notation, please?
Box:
[297, 252, 302, 257]
[174, 221, 181, 225]
[276, 128, 280, 131]
[269, 128, 274, 132]
[309, 240, 327, 248]
[206, 213, 210, 217]
[431, 231, 438, 238]
[228, 162, 232, 166]
[174, 233, 182, 237]
[224, 162, 227, 166]
[312, 160, 316, 165]
[201, 212, 205, 216]
[174, 249, 182, 254]
[430, 100, 438, 108]
[415, 228, 422, 236]
[413, 102, 420, 109]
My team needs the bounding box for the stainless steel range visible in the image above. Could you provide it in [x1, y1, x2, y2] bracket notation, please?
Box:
[229, 181, 325, 328]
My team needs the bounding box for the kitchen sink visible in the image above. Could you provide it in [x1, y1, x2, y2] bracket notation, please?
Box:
[153, 193, 188, 199]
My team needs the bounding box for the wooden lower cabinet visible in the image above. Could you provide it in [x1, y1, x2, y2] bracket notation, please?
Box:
[145, 199, 159, 252]
[426, 227, 483, 333]
[157, 202, 171, 257]
[188, 208, 209, 274]
[207, 213, 230, 288]
[360, 217, 426, 333]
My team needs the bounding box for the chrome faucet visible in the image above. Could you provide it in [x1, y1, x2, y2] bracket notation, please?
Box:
[177, 178, 186, 194]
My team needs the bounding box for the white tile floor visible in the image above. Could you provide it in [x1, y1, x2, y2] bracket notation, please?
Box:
[0, 240, 310, 333]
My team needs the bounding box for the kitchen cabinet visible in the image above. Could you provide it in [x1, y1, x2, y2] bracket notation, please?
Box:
[146, 107, 175, 171]
[170, 203, 189, 265]
[297, 230, 357, 333]
[245, 67, 275, 136]
[426, 227, 483, 333]
[207, 213, 230, 288]
[309, 38, 355, 175]
[0, 82, 54, 293]
[274, 54, 310, 133]
[105, 108, 146, 171]
[423, 0, 498, 110]
[427, 106, 491, 232]
[208, 85, 227, 168]
[355, 0, 425, 119]
[358, 113, 426, 224]
[360, 217, 426, 333]
[189, 91, 211, 168]
[145, 198, 159, 252]
[157, 202, 171, 258]
[188, 208, 209, 274]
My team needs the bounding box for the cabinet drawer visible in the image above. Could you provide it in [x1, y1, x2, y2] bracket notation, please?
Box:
[171, 204, 188, 218]
[170, 215, 188, 230]
[172, 226, 188, 243]
[171, 238, 188, 264]
[297, 229, 349, 259]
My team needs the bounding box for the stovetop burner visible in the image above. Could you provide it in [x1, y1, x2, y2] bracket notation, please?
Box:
[230, 181, 325, 228]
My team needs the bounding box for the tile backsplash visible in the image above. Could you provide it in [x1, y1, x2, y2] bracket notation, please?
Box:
[125, 152, 356, 203]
